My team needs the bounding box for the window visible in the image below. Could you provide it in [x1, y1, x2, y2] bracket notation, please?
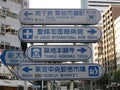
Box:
[0, 24, 17, 35]
[6, 10, 11, 17]
[2, 0, 7, 2]
[0, 24, 6, 35]
[11, 12, 18, 19]
[0, 7, 8, 18]
[9, 0, 21, 4]
[16, 0, 21, 4]
[0, 6, 18, 19]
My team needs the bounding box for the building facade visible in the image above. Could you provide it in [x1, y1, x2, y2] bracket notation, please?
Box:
[89, 0, 120, 68]
[0, 0, 29, 79]
[88, 0, 120, 63]
[88, 0, 120, 13]
[102, 5, 120, 73]
[114, 16, 120, 69]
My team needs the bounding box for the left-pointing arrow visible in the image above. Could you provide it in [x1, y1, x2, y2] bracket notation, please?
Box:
[23, 67, 32, 72]
[24, 11, 33, 17]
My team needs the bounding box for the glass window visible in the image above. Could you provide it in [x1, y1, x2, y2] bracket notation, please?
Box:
[2, 0, 7, 2]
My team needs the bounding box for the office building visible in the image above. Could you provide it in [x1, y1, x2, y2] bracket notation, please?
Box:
[0, 0, 29, 79]
[101, 5, 120, 73]
[114, 16, 120, 69]
[90, 0, 120, 65]
[88, 0, 120, 13]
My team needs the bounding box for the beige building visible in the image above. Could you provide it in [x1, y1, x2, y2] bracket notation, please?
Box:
[100, 5, 120, 73]
[114, 16, 120, 69]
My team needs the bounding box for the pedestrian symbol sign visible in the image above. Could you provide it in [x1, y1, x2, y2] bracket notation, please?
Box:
[89, 66, 99, 76]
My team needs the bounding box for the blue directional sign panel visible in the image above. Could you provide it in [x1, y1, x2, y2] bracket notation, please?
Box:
[17, 63, 104, 80]
[19, 9, 101, 25]
[0, 50, 30, 66]
[18, 26, 102, 43]
[26, 45, 92, 61]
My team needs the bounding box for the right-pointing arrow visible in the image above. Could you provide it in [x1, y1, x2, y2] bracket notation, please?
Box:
[87, 29, 97, 34]
[77, 48, 87, 53]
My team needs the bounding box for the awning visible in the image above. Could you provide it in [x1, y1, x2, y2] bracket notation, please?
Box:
[0, 79, 33, 87]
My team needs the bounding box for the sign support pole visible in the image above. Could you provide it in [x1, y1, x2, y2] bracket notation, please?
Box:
[47, 81, 51, 90]
[23, 41, 28, 90]
[42, 80, 44, 90]
[43, 24, 52, 90]
[70, 80, 74, 90]
[70, 42, 77, 90]
[24, 81, 27, 90]
[80, 0, 93, 90]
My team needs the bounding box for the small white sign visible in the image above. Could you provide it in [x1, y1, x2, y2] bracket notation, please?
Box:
[0, 50, 30, 66]
[18, 26, 102, 43]
[19, 9, 101, 25]
[17, 63, 104, 80]
[26, 45, 92, 61]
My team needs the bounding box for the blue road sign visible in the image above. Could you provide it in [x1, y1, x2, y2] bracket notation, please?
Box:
[26, 45, 92, 61]
[17, 63, 104, 80]
[19, 9, 101, 25]
[0, 50, 30, 66]
[18, 26, 102, 43]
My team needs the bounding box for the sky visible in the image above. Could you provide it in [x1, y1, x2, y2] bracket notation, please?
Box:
[29, 0, 81, 45]
[27, 0, 90, 63]
[29, 0, 81, 8]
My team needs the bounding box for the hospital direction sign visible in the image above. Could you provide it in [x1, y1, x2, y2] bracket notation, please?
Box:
[18, 26, 102, 43]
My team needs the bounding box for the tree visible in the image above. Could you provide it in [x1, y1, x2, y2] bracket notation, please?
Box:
[94, 71, 109, 89]
[112, 69, 120, 82]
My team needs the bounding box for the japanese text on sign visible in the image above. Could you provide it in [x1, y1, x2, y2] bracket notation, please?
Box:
[19, 9, 101, 25]
[19, 26, 102, 43]
[26, 45, 92, 61]
[17, 63, 104, 80]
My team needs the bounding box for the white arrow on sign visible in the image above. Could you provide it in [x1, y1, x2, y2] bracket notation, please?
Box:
[25, 45, 92, 61]
[18, 26, 102, 43]
[19, 9, 101, 25]
[17, 63, 104, 80]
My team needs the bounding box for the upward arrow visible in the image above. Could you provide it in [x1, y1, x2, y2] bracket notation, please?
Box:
[23, 67, 32, 73]
[87, 29, 97, 34]
[77, 48, 87, 53]
[24, 11, 33, 17]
